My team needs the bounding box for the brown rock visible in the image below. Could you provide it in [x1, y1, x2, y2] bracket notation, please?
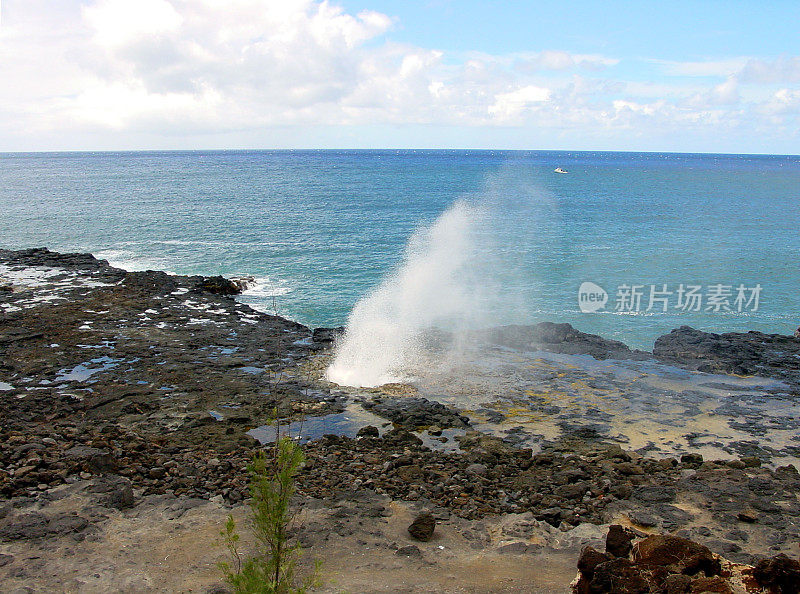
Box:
[395, 465, 424, 481]
[408, 512, 435, 542]
[606, 524, 637, 558]
[663, 573, 692, 594]
[577, 545, 611, 580]
[632, 535, 720, 576]
[737, 511, 757, 523]
[689, 576, 733, 593]
[588, 558, 650, 593]
[752, 553, 800, 594]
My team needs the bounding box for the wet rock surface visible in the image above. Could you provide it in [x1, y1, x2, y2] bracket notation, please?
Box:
[654, 325, 800, 383]
[363, 396, 471, 429]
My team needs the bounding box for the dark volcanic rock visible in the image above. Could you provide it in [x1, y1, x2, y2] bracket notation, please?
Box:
[654, 326, 800, 384]
[0, 513, 49, 540]
[87, 475, 136, 510]
[0, 247, 114, 272]
[407, 512, 436, 541]
[197, 276, 241, 295]
[356, 425, 379, 438]
[364, 397, 470, 429]
[312, 327, 344, 343]
[64, 446, 117, 473]
[395, 544, 422, 558]
[481, 322, 650, 360]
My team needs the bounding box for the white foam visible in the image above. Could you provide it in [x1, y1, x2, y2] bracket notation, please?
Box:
[240, 276, 292, 298]
[94, 249, 175, 274]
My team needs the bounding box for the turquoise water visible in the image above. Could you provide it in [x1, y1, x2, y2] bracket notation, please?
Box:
[1, 150, 798, 349]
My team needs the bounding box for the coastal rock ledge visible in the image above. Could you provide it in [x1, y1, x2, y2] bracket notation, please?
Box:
[654, 325, 800, 383]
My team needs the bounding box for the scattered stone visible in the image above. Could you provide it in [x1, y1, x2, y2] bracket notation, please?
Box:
[356, 426, 379, 438]
[740, 456, 762, 468]
[737, 511, 757, 523]
[681, 453, 704, 468]
[688, 575, 733, 593]
[496, 542, 538, 555]
[395, 544, 422, 558]
[407, 512, 436, 542]
[465, 463, 488, 477]
[64, 446, 116, 473]
[628, 510, 659, 528]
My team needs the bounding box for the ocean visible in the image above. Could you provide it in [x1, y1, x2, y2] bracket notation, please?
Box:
[2, 149, 799, 350]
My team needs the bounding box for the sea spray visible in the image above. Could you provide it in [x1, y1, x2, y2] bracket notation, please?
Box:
[325, 200, 490, 387]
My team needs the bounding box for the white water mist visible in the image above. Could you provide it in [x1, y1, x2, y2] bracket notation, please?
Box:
[325, 200, 488, 387]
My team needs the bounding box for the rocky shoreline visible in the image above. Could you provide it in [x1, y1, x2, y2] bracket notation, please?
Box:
[2, 248, 800, 592]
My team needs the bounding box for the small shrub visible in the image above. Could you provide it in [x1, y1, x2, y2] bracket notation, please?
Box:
[219, 437, 319, 593]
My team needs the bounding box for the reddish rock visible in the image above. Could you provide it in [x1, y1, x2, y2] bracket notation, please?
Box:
[588, 558, 650, 593]
[606, 524, 637, 558]
[752, 554, 800, 594]
[689, 575, 733, 593]
[577, 545, 611, 580]
[632, 535, 720, 577]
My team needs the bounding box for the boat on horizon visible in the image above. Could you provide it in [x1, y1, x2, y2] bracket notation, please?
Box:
[554, 167, 568, 174]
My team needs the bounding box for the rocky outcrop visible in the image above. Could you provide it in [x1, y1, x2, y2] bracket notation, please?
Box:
[197, 275, 242, 295]
[573, 526, 795, 593]
[363, 396, 470, 429]
[653, 325, 800, 384]
[481, 322, 650, 360]
[752, 554, 800, 593]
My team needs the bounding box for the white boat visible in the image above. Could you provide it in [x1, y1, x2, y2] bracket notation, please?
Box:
[554, 167, 568, 174]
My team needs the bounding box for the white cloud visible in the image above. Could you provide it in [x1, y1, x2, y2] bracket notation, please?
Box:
[739, 57, 800, 84]
[759, 88, 800, 116]
[659, 58, 749, 78]
[527, 50, 619, 71]
[0, 0, 797, 151]
[488, 85, 551, 122]
[83, 0, 183, 48]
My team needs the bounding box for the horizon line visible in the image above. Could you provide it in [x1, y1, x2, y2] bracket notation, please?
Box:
[1, 147, 799, 158]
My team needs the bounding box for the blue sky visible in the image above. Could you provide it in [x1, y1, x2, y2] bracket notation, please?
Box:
[339, 1, 800, 59]
[1, 0, 799, 153]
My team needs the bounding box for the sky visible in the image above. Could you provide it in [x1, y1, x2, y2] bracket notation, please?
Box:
[1, 0, 799, 153]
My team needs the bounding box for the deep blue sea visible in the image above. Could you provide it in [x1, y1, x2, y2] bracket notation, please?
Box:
[1, 150, 799, 350]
